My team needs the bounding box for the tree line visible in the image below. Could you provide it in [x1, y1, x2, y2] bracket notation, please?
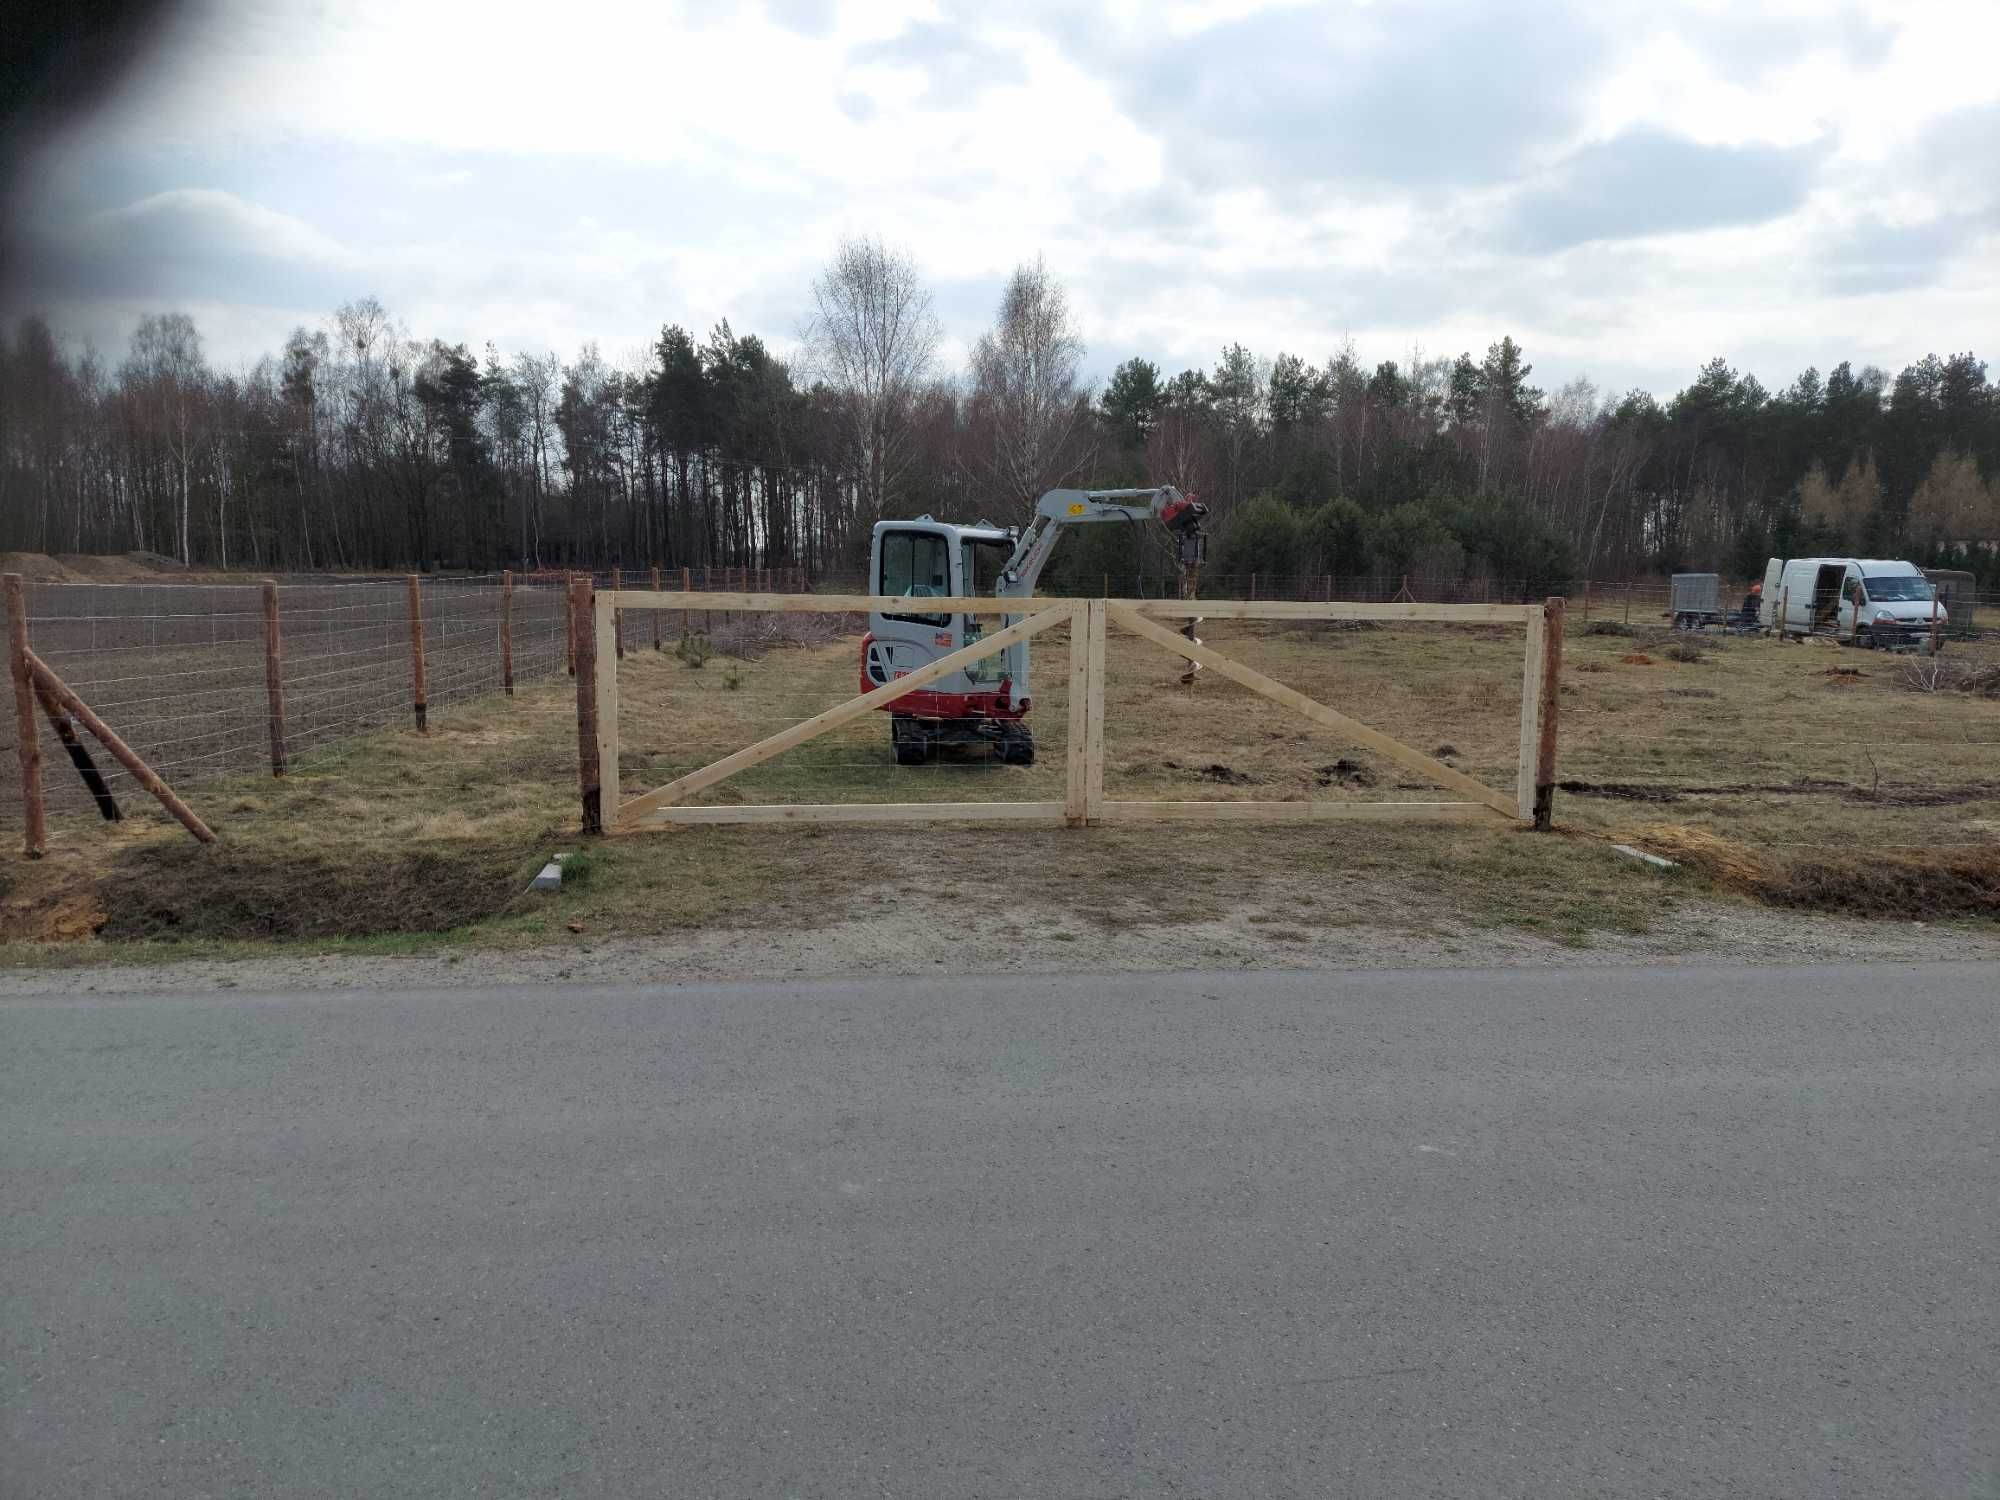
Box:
[2, 236, 1996, 594]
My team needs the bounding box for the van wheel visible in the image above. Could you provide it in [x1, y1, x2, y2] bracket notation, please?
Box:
[1854, 628, 1873, 650]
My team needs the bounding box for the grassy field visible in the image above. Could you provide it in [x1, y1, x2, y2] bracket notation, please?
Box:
[2, 612, 1996, 961]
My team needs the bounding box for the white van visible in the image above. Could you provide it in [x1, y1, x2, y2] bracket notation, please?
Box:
[1762, 557, 1946, 648]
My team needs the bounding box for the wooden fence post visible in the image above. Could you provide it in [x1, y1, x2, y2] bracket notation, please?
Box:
[651, 565, 663, 651]
[501, 569, 515, 695]
[262, 580, 287, 776]
[595, 587, 620, 824]
[1623, 582, 1632, 625]
[702, 565, 712, 633]
[1777, 585, 1789, 640]
[681, 566, 692, 636]
[1532, 596, 1565, 830]
[5, 573, 46, 857]
[572, 574, 602, 835]
[611, 566, 625, 660]
[564, 569, 578, 675]
[406, 574, 428, 731]
[1581, 580, 1591, 623]
[1084, 600, 1106, 823]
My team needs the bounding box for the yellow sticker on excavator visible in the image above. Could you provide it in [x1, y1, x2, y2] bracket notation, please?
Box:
[1067, 502, 1086, 515]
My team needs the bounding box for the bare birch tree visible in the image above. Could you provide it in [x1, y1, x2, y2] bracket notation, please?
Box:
[802, 236, 940, 532]
[970, 256, 1088, 516]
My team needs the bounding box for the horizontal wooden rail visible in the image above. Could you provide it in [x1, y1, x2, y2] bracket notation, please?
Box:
[605, 590, 1031, 615]
[604, 590, 1539, 624]
[626, 801, 1069, 829]
[1098, 800, 1501, 823]
[1128, 599, 1537, 624]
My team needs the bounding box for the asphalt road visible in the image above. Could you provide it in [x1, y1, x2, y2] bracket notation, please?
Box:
[3, 963, 1996, 1498]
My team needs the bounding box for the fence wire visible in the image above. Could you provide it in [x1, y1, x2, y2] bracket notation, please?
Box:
[3, 571, 1996, 854]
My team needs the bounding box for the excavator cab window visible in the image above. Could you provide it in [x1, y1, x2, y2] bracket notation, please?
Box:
[878, 529, 951, 626]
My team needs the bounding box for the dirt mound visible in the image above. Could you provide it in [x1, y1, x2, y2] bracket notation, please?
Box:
[96, 837, 544, 940]
[0, 552, 80, 582]
[54, 553, 179, 581]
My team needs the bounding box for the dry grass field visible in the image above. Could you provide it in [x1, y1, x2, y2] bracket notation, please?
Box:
[3, 609, 1996, 961]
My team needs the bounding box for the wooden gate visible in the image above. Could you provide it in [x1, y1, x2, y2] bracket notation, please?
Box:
[577, 584, 1565, 834]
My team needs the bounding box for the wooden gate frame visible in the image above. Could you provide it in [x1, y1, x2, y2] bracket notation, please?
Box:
[580, 587, 1564, 833]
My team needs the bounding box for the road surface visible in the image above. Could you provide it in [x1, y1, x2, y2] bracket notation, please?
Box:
[4, 963, 1996, 1497]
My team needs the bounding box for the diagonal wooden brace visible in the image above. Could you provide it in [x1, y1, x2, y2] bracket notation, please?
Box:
[1104, 601, 1520, 820]
[617, 604, 1072, 827]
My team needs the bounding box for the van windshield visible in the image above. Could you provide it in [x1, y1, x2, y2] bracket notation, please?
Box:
[1861, 575, 1934, 602]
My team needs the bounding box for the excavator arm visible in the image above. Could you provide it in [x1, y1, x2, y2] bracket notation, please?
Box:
[997, 487, 1207, 599]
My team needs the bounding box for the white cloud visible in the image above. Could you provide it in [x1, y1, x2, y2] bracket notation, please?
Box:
[11, 0, 1996, 394]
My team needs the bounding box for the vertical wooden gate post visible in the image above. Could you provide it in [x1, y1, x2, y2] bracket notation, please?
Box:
[611, 566, 625, 660]
[572, 574, 602, 834]
[1531, 596, 1565, 828]
[500, 569, 515, 696]
[651, 565, 663, 651]
[5, 573, 46, 857]
[406, 574, 428, 731]
[262, 580, 287, 775]
[1064, 602, 1091, 825]
[1084, 600, 1106, 822]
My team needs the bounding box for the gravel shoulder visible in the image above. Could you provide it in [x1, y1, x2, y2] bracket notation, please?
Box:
[4, 888, 1994, 995]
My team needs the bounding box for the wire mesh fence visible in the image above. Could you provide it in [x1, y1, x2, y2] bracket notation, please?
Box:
[5, 568, 1997, 854]
[0, 573, 578, 830]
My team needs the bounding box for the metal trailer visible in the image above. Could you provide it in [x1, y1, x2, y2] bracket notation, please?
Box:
[1670, 572, 1723, 630]
[1922, 569, 1977, 638]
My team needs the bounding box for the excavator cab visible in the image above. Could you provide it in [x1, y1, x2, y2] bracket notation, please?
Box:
[862, 518, 1033, 765]
[860, 487, 1205, 766]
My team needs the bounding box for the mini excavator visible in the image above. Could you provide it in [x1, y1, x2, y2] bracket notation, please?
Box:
[860, 487, 1208, 764]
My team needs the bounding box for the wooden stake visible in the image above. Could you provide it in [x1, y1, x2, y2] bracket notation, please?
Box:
[1777, 585, 1789, 641]
[651, 565, 662, 650]
[1929, 582, 1941, 655]
[406, 574, 428, 732]
[564, 569, 578, 675]
[501, 569, 515, 696]
[1623, 581, 1632, 625]
[1516, 601, 1546, 822]
[33, 676, 119, 821]
[1064, 602, 1090, 825]
[594, 589, 620, 821]
[262, 580, 287, 776]
[1582, 580, 1591, 623]
[1532, 595, 1566, 830]
[1084, 600, 1106, 823]
[572, 574, 602, 835]
[611, 566, 625, 660]
[5, 574, 47, 857]
[681, 566, 692, 636]
[26, 652, 215, 843]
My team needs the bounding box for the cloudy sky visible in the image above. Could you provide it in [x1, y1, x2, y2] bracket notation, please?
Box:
[7, 0, 1998, 398]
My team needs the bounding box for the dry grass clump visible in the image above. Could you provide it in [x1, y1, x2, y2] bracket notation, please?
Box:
[1759, 847, 2000, 919]
[1896, 657, 2000, 697]
[1632, 820, 2000, 919]
[94, 836, 545, 940]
